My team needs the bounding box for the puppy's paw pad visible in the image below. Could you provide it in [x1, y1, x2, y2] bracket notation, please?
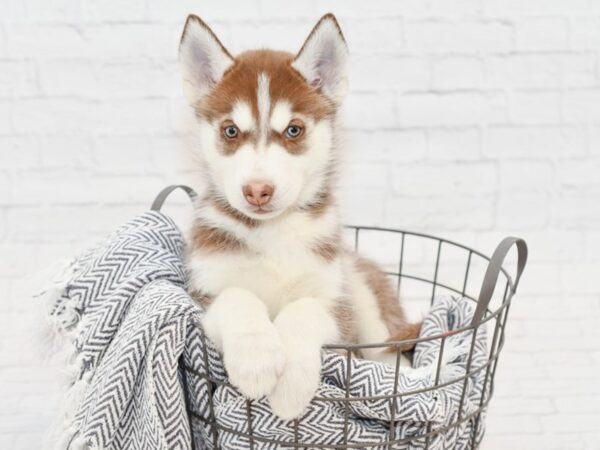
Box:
[223, 330, 286, 399]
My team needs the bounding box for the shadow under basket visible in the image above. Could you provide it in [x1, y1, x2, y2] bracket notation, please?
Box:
[154, 186, 528, 450]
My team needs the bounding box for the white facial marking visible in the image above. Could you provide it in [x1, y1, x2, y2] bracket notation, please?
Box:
[270, 100, 293, 133]
[231, 101, 254, 132]
[257, 72, 271, 138]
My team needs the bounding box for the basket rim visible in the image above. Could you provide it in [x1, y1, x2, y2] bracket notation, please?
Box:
[344, 224, 516, 291]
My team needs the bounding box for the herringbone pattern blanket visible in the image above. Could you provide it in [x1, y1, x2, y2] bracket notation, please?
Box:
[39, 210, 487, 450]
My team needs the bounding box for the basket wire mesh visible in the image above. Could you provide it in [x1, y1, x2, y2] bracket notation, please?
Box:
[180, 224, 527, 450]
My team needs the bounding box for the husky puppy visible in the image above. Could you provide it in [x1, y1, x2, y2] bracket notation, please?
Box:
[180, 13, 420, 420]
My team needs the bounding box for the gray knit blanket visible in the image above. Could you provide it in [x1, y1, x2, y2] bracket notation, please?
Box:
[38, 210, 487, 450]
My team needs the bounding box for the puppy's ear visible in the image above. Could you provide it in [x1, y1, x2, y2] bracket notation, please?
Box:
[292, 14, 349, 104]
[179, 15, 234, 105]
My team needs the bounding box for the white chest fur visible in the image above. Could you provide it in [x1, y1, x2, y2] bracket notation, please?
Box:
[187, 207, 345, 318]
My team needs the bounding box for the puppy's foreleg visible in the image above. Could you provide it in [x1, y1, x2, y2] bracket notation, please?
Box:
[267, 297, 338, 420]
[202, 287, 285, 399]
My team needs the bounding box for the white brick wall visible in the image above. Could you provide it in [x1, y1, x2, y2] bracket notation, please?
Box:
[1, 0, 599, 448]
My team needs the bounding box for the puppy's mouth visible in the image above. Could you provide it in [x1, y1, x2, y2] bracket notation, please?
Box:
[241, 204, 285, 220]
[250, 206, 274, 215]
[248, 206, 278, 217]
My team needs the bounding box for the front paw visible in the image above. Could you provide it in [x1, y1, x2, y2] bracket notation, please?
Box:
[267, 352, 321, 420]
[223, 328, 286, 399]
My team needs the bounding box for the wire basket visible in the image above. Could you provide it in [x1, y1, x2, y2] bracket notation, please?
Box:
[166, 184, 527, 449]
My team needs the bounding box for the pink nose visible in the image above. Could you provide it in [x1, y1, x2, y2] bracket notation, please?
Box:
[243, 182, 274, 207]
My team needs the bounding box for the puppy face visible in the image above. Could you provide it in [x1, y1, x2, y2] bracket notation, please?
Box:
[179, 14, 348, 220]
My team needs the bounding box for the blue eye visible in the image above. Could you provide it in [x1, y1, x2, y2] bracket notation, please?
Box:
[285, 125, 303, 139]
[223, 125, 239, 138]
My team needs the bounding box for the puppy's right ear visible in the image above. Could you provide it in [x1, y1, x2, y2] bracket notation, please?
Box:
[179, 15, 234, 105]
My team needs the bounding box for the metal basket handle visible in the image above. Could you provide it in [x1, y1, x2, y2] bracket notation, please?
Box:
[150, 184, 198, 211]
[471, 237, 528, 326]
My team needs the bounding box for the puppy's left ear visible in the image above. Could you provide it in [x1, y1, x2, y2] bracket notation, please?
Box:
[292, 14, 349, 104]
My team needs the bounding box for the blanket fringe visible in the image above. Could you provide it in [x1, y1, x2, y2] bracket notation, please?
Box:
[53, 425, 79, 450]
[32, 258, 80, 356]
[46, 353, 92, 450]
[32, 257, 94, 450]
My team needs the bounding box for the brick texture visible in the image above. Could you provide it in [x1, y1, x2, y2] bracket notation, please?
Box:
[1, 1, 599, 448]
